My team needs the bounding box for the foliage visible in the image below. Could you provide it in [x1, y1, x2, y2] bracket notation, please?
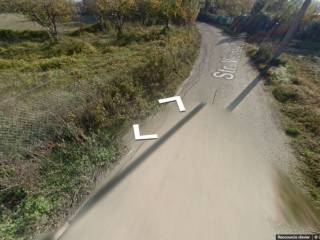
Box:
[89, 0, 200, 34]
[214, 0, 254, 16]
[285, 127, 300, 137]
[272, 85, 300, 103]
[0, 23, 200, 240]
[0, 29, 49, 42]
[95, 0, 135, 37]
[299, 20, 320, 41]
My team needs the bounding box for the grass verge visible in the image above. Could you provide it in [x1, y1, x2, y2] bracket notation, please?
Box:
[246, 43, 320, 210]
[0, 23, 200, 240]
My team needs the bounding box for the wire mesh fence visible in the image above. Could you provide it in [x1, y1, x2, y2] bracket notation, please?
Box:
[0, 78, 96, 160]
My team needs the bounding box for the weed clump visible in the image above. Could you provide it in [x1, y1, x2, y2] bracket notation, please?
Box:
[285, 127, 300, 137]
[248, 43, 287, 68]
[272, 85, 300, 103]
[47, 38, 97, 57]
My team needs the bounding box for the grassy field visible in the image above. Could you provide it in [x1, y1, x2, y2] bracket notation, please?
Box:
[0, 14, 42, 31]
[0, 14, 200, 240]
[247, 43, 320, 210]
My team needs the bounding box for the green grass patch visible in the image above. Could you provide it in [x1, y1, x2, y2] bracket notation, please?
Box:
[285, 127, 300, 137]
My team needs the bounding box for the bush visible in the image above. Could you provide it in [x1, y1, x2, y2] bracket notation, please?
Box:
[70, 22, 110, 36]
[133, 46, 172, 96]
[115, 27, 166, 46]
[303, 111, 320, 136]
[267, 66, 291, 84]
[272, 85, 300, 103]
[299, 20, 320, 41]
[0, 29, 49, 42]
[0, 195, 53, 238]
[47, 38, 97, 57]
[0, 187, 27, 209]
[133, 27, 199, 98]
[285, 127, 300, 137]
[253, 43, 274, 64]
[38, 57, 76, 71]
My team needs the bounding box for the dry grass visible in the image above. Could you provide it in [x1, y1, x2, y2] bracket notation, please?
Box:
[247, 44, 320, 210]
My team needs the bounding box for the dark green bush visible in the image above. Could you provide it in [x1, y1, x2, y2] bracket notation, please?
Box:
[0, 29, 49, 42]
[285, 127, 300, 137]
[253, 43, 274, 64]
[0, 187, 27, 209]
[70, 22, 109, 36]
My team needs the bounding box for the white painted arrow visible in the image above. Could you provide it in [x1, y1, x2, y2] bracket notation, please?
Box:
[158, 96, 186, 112]
[133, 124, 158, 141]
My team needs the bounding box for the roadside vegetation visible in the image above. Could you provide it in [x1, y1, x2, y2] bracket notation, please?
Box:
[0, 1, 200, 239]
[248, 45, 320, 205]
[200, 0, 320, 209]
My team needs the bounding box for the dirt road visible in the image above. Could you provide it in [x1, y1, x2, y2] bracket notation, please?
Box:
[57, 23, 317, 240]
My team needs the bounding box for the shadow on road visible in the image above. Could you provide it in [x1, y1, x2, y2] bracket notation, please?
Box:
[226, 66, 271, 112]
[66, 103, 206, 227]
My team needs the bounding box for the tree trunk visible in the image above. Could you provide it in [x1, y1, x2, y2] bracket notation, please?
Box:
[116, 15, 124, 39]
[47, 28, 58, 43]
[52, 22, 58, 41]
[272, 0, 312, 60]
[204, 0, 210, 14]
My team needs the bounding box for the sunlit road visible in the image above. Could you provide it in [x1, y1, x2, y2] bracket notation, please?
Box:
[58, 23, 309, 240]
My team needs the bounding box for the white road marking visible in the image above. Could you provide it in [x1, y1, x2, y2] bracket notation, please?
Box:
[158, 96, 186, 112]
[133, 124, 158, 141]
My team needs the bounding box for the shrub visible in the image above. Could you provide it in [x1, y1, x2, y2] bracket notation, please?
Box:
[115, 27, 166, 46]
[253, 43, 274, 64]
[70, 22, 110, 36]
[285, 127, 300, 137]
[0, 187, 27, 209]
[79, 75, 147, 132]
[272, 85, 300, 103]
[47, 38, 97, 57]
[303, 111, 320, 136]
[0, 29, 49, 42]
[133, 46, 173, 97]
[268, 66, 291, 84]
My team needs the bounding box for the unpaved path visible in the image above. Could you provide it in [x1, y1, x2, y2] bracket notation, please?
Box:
[57, 23, 318, 240]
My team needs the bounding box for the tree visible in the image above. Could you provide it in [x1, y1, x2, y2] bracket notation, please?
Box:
[250, 0, 267, 15]
[179, 0, 200, 24]
[273, 0, 312, 60]
[302, 1, 319, 27]
[214, 0, 254, 17]
[157, 0, 182, 29]
[134, 0, 156, 25]
[95, 0, 135, 38]
[1, 0, 75, 41]
[81, 0, 96, 15]
[204, 0, 214, 13]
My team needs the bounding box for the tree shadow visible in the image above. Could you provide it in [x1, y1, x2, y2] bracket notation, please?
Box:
[226, 66, 271, 112]
[63, 103, 206, 228]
